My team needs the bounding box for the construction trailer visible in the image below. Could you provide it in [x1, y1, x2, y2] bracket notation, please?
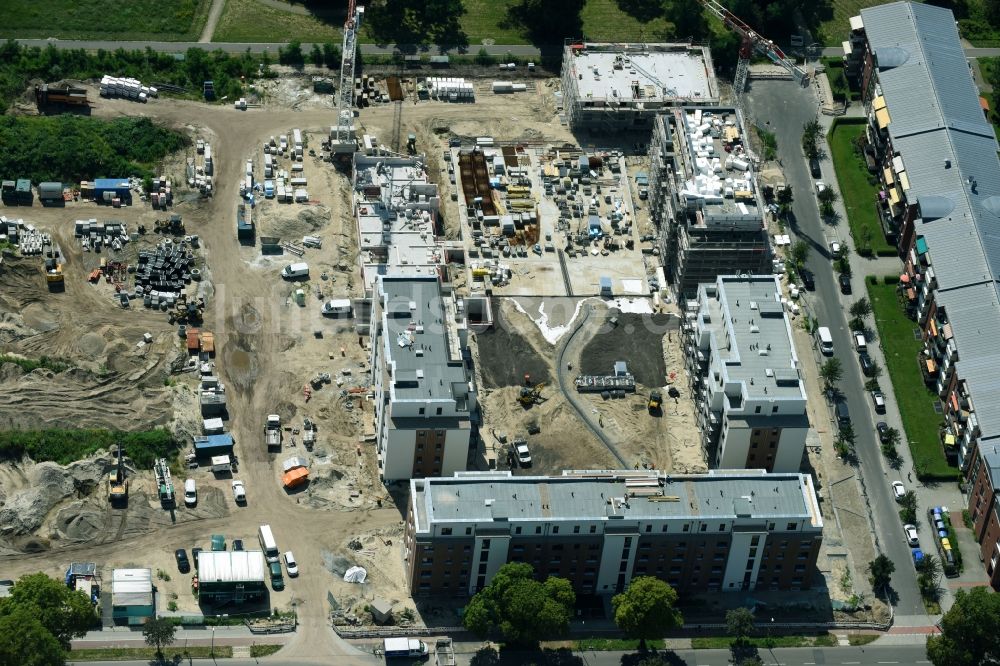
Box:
[38, 181, 64, 205]
[15, 179, 32, 205]
[110, 568, 154, 626]
[197, 551, 267, 605]
[194, 433, 234, 459]
[35, 84, 89, 111]
[94, 178, 131, 204]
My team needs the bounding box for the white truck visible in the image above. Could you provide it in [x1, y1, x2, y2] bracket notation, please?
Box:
[384, 637, 428, 659]
[265, 414, 282, 450]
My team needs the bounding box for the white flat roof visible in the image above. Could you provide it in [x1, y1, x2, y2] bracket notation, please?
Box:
[568, 47, 713, 103]
[198, 551, 266, 584]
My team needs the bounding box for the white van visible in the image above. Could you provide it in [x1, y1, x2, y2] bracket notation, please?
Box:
[818, 326, 834, 355]
[853, 331, 867, 353]
[184, 479, 197, 506]
[281, 262, 309, 279]
[258, 524, 280, 563]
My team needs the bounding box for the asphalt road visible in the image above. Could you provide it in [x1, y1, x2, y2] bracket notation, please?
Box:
[67, 643, 931, 666]
[744, 80, 922, 615]
[11, 38, 1000, 59]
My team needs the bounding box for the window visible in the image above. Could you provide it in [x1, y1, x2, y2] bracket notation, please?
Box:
[767, 522, 775, 531]
[482, 539, 491, 548]
[772, 405, 779, 413]
[465, 528, 472, 535]
[787, 522, 797, 531]
[536, 526, 542, 534]
[751, 536, 760, 546]
[700, 524, 707, 532]
[749, 548, 757, 558]
[436, 407, 443, 415]
[441, 528, 452, 536]
[418, 407, 425, 415]
[718, 524, 726, 532]
[590, 525, 597, 534]
[553, 526, 559, 534]
[515, 526, 522, 535]
[574, 525, 581, 534]
[755, 406, 762, 414]
[645, 525, 652, 533]
[415, 457, 423, 465]
[683, 524, 691, 532]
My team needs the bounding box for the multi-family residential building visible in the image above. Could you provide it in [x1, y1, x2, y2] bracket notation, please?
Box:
[684, 275, 809, 473]
[648, 107, 771, 298]
[404, 469, 823, 597]
[846, 1, 1000, 477]
[369, 275, 477, 481]
[560, 42, 718, 133]
[967, 446, 1000, 588]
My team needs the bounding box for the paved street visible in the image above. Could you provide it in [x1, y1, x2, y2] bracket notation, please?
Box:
[744, 79, 923, 615]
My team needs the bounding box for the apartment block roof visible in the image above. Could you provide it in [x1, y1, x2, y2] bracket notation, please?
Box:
[411, 470, 822, 531]
[377, 275, 470, 405]
[565, 43, 715, 104]
[698, 275, 803, 401]
[860, 1, 1000, 445]
[860, 2, 994, 143]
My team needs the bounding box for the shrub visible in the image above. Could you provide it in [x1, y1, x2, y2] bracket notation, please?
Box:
[0, 428, 178, 467]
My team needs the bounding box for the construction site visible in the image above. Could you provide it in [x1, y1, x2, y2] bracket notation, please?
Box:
[0, 0, 890, 654]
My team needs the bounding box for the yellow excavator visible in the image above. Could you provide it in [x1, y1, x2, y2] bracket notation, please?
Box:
[517, 382, 547, 406]
[108, 444, 128, 505]
[648, 390, 662, 414]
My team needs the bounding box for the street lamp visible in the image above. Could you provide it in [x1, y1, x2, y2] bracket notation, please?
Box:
[210, 626, 215, 657]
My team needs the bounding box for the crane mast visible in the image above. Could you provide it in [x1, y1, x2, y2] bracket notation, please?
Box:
[332, 1, 365, 153]
[699, 0, 809, 93]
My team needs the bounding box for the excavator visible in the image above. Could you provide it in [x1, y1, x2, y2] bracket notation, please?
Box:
[108, 444, 128, 506]
[153, 214, 185, 235]
[516, 382, 547, 407]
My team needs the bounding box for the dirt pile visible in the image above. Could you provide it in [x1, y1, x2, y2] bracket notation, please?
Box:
[260, 204, 331, 240]
[475, 299, 553, 388]
[0, 457, 107, 537]
[579, 312, 676, 387]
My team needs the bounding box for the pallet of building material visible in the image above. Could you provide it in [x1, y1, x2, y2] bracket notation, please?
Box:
[574, 374, 636, 393]
[280, 242, 305, 256]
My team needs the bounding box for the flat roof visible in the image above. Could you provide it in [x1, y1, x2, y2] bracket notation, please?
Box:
[378, 275, 470, 404]
[566, 43, 715, 104]
[671, 107, 762, 224]
[699, 275, 803, 400]
[198, 551, 266, 584]
[412, 469, 822, 530]
[111, 568, 152, 607]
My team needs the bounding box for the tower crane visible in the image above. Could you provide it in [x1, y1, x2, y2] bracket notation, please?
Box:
[699, 0, 809, 94]
[331, 0, 365, 154]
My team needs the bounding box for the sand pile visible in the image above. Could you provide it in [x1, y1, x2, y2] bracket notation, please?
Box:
[262, 204, 331, 240]
[0, 457, 107, 536]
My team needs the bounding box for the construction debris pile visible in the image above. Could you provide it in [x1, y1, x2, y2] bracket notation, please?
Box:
[187, 140, 215, 196]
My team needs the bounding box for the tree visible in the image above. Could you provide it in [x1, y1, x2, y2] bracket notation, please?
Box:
[310, 43, 324, 67]
[927, 586, 1000, 665]
[835, 422, 856, 459]
[612, 576, 683, 649]
[802, 119, 821, 160]
[475, 47, 495, 66]
[849, 297, 872, 320]
[322, 42, 341, 69]
[817, 187, 837, 216]
[0, 607, 65, 666]
[868, 554, 895, 593]
[667, 0, 709, 39]
[2, 573, 95, 649]
[726, 607, 756, 643]
[143, 617, 176, 659]
[462, 563, 575, 645]
[789, 239, 810, 268]
[279, 40, 304, 67]
[505, 0, 586, 43]
[777, 184, 793, 213]
[820, 358, 843, 390]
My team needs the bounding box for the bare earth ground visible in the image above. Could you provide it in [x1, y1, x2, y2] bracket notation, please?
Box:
[0, 72, 885, 653]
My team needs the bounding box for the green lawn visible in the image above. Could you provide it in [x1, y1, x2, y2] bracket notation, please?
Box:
[70, 646, 233, 661]
[0, 0, 211, 40]
[692, 634, 837, 649]
[214, 0, 673, 44]
[827, 119, 897, 257]
[575, 637, 666, 651]
[867, 279, 956, 480]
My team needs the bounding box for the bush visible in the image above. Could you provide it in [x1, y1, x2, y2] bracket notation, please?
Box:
[0, 428, 178, 467]
[0, 115, 187, 183]
[0, 354, 70, 373]
[883, 275, 900, 285]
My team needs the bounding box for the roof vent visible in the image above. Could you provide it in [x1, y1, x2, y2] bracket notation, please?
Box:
[416, 369, 424, 379]
[409, 300, 417, 310]
[415, 349, 424, 357]
[944, 159, 951, 168]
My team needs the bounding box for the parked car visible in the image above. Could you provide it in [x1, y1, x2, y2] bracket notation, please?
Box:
[269, 561, 285, 590]
[904, 523, 919, 547]
[815, 181, 827, 195]
[191, 547, 203, 570]
[853, 330, 867, 352]
[859, 352, 874, 376]
[839, 273, 853, 295]
[284, 551, 299, 577]
[799, 268, 815, 291]
[810, 157, 822, 179]
[871, 390, 887, 414]
[184, 479, 197, 507]
[232, 480, 246, 504]
[892, 481, 906, 502]
[877, 421, 891, 443]
[511, 439, 531, 467]
[232, 539, 245, 552]
[175, 549, 190, 574]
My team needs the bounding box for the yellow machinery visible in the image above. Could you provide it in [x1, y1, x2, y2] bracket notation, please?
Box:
[44, 258, 64, 291]
[517, 382, 547, 406]
[108, 444, 128, 505]
[648, 390, 662, 413]
[154, 214, 185, 234]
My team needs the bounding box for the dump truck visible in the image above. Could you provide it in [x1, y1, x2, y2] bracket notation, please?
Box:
[265, 415, 282, 450]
